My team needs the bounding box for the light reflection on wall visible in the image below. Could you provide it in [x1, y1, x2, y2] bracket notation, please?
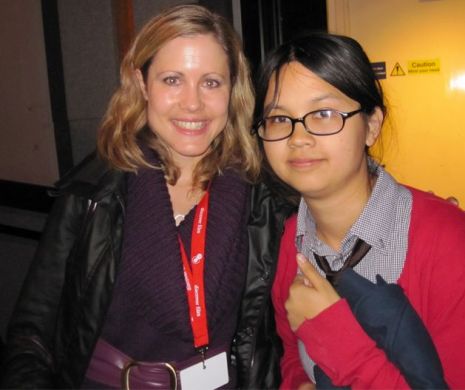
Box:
[449, 74, 465, 92]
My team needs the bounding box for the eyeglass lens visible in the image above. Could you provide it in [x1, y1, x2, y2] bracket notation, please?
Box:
[259, 109, 346, 140]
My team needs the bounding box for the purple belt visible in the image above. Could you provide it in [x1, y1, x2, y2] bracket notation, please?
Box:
[85, 338, 199, 390]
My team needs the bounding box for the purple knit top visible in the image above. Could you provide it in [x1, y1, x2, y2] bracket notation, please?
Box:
[90, 149, 250, 370]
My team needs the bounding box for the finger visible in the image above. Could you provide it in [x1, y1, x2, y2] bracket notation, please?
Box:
[294, 273, 312, 287]
[297, 253, 325, 284]
[292, 274, 312, 288]
[292, 274, 304, 284]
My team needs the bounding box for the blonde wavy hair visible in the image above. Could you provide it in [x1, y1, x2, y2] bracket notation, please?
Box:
[97, 4, 260, 188]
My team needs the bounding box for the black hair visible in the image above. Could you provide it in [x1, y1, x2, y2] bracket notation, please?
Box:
[254, 31, 385, 122]
[254, 32, 386, 204]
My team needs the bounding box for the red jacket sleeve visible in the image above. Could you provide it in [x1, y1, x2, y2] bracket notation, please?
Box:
[296, 300, 410, 388]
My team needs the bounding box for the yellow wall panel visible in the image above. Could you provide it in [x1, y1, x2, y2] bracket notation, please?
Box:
[328, 0, 465, 204]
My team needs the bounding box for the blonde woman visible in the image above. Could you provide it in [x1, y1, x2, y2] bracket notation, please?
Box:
[1, 5, 261, 389]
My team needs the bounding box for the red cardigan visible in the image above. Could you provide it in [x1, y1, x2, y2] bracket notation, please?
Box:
[272, 188, 465, 389]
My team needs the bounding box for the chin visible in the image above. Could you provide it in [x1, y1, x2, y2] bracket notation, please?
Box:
[176, 147, 211, 159]
[291, 182, 324, 197]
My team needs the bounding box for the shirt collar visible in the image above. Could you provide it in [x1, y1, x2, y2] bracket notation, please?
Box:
[295, 161, 402, 255]
[350, 164, 400, 252]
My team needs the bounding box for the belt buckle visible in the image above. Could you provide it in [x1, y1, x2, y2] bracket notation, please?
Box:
[121, 360, 178, 390]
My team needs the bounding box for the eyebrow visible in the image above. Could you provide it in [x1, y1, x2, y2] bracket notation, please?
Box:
[265, 93, 344, 113]
[155, 70, 229, 80]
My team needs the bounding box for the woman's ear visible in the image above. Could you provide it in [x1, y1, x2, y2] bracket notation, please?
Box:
[365, 106, 384, 147]
[135, 69, 148, 100]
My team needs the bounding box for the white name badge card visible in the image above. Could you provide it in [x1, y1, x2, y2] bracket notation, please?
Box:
[179, 351, 229, 390]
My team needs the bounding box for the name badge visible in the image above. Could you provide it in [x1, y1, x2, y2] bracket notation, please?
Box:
[179, 351, 228, 390]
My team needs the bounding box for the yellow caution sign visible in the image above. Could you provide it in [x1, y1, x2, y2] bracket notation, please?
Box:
[390, 62, 406, 77]
[408, 59, 440, 75]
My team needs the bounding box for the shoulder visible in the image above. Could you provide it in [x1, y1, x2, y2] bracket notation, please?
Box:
[408, 187, 465, 235]
[249, 182, 297, 222]
[53, 152, 126, 201]
[404, 187, 465, 280]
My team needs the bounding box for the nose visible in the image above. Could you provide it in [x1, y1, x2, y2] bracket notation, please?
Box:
[180, 83, 203, 112]
[288, 121, 316, 148]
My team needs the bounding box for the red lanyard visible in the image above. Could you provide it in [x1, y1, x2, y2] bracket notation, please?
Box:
[178, 189, 210, 351]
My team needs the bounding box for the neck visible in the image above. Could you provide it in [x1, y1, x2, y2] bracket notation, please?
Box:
[304, 173, 375, 252]
[167, 157, 205, 223]
[174, 153, 199, 182]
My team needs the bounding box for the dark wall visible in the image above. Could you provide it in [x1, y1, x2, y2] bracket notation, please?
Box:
[241, 0, 327, 79]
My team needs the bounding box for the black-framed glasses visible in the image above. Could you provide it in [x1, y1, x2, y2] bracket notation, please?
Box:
[253, 108, 364, 142]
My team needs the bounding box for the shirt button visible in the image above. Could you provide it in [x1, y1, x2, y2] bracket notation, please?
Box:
[332, 257, 344, 269]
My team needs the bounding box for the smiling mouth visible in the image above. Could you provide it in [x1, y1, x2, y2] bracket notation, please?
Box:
[173, 120, 206, 130]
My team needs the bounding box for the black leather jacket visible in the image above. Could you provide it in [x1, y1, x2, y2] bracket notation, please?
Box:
[1, 153, 295, 389]
[235, 179, 295, 389]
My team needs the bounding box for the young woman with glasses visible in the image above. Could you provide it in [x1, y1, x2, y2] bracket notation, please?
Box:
[253, 32, 465, 389]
